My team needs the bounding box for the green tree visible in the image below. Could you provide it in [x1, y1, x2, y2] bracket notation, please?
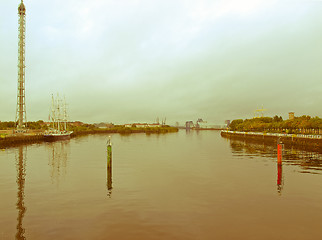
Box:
[229, 119, 243, 131]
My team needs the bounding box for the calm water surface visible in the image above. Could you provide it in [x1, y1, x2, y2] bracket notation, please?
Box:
[1, 130, 322, 239]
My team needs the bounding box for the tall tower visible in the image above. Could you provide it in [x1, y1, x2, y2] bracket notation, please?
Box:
[16, 0, 27, 129]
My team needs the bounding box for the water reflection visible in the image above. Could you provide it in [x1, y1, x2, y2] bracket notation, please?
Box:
[46, 141, 70, 185]
[15, 146, 26, 240]
[228, 138, 322, 194]
[107, 139, 112, 197]
[107, 165, 112, 197]
[229, 139, 322, 174]
[277, 163, 284, 194]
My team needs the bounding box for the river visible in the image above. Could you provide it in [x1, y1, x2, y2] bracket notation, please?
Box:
[1, 130, 322, 239]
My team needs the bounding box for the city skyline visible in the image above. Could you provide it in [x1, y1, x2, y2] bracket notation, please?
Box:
[0, 0, 321, 125]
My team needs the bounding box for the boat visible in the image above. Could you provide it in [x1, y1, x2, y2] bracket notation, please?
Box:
[44, 130, 72, 141]
[44, 94, 73, 142]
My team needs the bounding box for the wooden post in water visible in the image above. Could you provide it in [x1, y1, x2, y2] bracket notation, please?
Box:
[107, 137, 112, 195]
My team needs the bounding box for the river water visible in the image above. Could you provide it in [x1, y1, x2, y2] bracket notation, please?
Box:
[1, 130, 322, 239]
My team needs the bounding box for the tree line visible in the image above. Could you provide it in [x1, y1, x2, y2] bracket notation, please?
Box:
[0, 121, 178, 134]
[0, 121, 98, 131]
[0, 120, 48, 130]
[229, 115, 322, 134]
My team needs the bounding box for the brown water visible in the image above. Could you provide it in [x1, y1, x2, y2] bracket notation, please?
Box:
[1, 130, 322, 240]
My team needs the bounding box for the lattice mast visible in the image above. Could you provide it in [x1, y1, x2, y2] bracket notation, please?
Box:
[16, 0, 27, 129]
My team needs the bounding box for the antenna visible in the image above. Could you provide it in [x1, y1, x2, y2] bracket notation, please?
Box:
[254, 105, 267, 118]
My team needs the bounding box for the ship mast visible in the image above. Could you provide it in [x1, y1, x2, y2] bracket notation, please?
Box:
[16, 0, 27, 129]
[63, 96, 68, 131]
[49, 94, 69, 132]
[51, 94, 56, 129]
[56, 94, 61, 132]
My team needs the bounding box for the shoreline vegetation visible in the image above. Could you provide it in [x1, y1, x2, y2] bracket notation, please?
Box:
[0, 121, 178, 148]
[229, 115, 322, 134]
[225, 115, 322, 152]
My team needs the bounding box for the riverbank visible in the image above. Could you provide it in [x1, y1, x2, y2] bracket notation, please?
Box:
[76, 126, 178, 135]
[221, 130, 322, 152]
[0, 126, 179, 148]
[0, 134, 45, 148]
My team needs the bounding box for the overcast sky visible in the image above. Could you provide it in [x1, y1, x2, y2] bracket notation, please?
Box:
[0, 0, 321, 124]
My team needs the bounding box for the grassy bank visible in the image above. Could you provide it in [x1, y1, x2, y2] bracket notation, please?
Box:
[70, 125, 178, 136]
[0, 125, 179, 148]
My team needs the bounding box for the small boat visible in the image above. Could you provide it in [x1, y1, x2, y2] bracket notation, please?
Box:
[44, 94, 73, 142]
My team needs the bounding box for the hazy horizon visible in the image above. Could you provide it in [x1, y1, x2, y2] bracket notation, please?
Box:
[1, 0, 322, 125]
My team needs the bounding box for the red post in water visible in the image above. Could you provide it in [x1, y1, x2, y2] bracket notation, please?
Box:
[277, 144, 282, 165]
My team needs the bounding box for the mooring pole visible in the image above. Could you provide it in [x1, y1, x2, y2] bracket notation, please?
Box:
[107, 136, 112, 194]
[276, 137, 283, 193]
[107, 137, 112, 169]
[277, 138, 282, 165]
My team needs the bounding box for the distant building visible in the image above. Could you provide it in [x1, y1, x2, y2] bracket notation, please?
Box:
[148, 123, 161, 128]
[197, 122, 225, 129]
[94, 123, 114, 129]
[106, 123, 114, 128]
[289, 112, 295, 120]
[124, 123, 161, 128]
[185, 121, 194, 129]
[195, 118, 205, 129]
[70, 121, 84, 127]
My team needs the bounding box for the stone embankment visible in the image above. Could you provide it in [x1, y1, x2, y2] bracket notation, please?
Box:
[0, 134, 45, 148]
[221, 130, 322, 152]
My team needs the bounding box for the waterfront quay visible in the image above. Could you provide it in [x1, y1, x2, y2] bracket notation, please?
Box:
[221, 130, 322, 152]
[0, 133, 44, 148]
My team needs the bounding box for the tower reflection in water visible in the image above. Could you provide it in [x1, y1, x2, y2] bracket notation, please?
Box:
[14, 141, 70, 239]
[16, 146, 26, 240]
